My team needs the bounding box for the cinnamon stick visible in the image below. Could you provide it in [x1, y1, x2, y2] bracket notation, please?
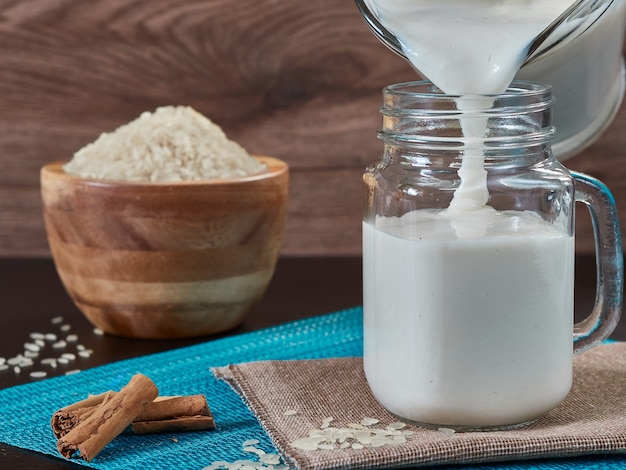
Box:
[132, 414, 216, 434]
[51, 391, 116, 439]
[53, 393, 215, 438]
[56, 373, 158, 462]
[131, 394, 215, 434]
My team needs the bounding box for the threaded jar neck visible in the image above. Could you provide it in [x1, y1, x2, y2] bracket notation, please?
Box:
[378, 81, 556, 154]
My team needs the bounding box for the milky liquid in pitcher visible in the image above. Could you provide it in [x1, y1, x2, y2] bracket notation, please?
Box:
[365, 0, 578, 94]
[363, 0, 577, 426]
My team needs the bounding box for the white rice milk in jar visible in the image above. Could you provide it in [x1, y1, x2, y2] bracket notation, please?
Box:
[362, 81, 623, 430]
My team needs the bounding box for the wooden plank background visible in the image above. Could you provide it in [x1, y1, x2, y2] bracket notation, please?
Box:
[1, 0, 625, 257]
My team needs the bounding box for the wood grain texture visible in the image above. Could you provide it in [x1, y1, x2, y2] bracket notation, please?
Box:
[41, 157, 288, 338]
[0, 0, 625, 256]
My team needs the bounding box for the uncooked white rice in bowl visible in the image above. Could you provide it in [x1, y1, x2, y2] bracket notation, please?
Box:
[63, 106, 265, 182]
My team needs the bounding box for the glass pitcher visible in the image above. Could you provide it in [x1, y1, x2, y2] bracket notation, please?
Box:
[355, 0, 626, 159]
[362, 80, 623, 430]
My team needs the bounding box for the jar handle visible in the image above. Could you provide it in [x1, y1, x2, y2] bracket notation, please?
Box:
[572, 171, 623, 354]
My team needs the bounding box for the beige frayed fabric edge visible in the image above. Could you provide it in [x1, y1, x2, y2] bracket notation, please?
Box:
[213, 343, 626, 470]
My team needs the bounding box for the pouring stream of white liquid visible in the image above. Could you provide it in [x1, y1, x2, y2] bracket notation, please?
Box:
[447, 97, 491, 215]
[368, 0, 577, 213]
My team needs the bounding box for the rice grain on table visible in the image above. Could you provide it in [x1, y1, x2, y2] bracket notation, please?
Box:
[1, 315, 98, 379]
[63, 106, 265, 182]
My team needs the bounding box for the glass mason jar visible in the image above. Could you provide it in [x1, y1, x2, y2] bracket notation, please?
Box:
[362, 81, 623, 430]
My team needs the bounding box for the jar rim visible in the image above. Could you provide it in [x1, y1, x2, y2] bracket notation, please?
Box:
[383, 80, 553, 99]
[381, 80, 555, 118]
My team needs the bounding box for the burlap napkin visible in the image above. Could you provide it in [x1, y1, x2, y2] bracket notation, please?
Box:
[214, 342, 626, 470]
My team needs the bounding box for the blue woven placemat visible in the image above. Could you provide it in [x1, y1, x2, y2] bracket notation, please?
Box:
[0, 307, 624, 469]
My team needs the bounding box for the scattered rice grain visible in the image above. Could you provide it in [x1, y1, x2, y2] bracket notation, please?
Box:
[438, 427, 456, 436]
[283, 409, 298, 416]
[65, 369, 81, 375]
[347, 423, 366, 430]
[320, 417, 334, 429]
[93, 328, 104, 336]
[259, 454, 281, 465]
[7, 356, 24, 366]
[317, 444, 334, 450]
[7, 354, 33, 367]
[289, 416, 414, 452]
[4, 323, 94, 380]
[242, 446, 265, 456]
[23, 342, 40, 352]
[371, 437, 390, 447]
[361, 417, 379, 426]
[291, 437, 324, 451]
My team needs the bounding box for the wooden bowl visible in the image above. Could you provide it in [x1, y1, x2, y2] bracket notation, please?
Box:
[40, 157, 288, 339]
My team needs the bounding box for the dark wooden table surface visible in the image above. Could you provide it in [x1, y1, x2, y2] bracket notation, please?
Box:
[0, 255, 623, 469]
